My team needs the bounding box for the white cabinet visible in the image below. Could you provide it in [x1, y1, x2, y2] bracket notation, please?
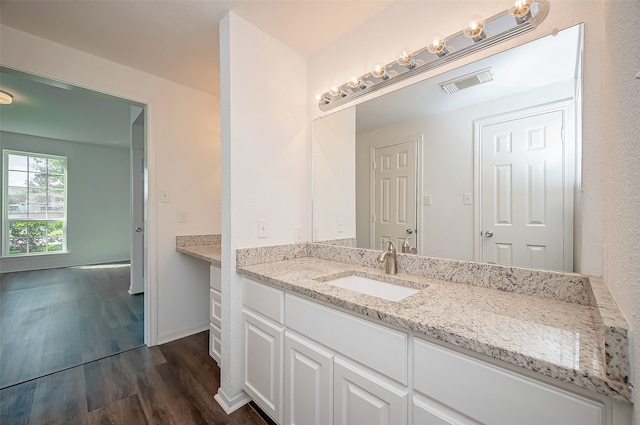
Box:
[333, 357, 408, 425]
[242, 308, 284, 424]
[412, 337, 605, 425]
[284, 332, 333, 425]
[209, 265, 222, 365]
[241, 278, 624, 425]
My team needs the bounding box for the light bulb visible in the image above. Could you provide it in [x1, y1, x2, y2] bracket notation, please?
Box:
[509, 0, 532, 24]
[329, 86, 347, 97]
[314, 94, 321, 101]
[464, 15, 486, 42]
[348, 77, 368, 90]
[396, 49, 416, 69]
[426, 35, 449, 57]
[0, 90, 13, 105]
[371, 65, 390, 80]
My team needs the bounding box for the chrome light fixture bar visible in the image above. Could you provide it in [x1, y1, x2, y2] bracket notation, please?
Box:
[318, 0, 549, 111]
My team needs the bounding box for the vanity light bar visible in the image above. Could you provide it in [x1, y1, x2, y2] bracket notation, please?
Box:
[317, 0, 549, 112]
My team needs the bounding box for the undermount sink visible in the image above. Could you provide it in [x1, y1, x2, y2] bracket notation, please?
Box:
[323, 274, 420, 302]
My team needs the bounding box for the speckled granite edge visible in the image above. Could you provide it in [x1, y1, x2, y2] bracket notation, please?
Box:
[308, 244, 593, 306]
[315, 237, 358, 247]
[236, 243, 310, 267]
[589, 276, 630, 384]
[176, 234, 221, 247]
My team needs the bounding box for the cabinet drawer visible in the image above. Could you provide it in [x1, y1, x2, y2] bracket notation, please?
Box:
[413, 338, 604, 425]
[210, 265, 221, 291]
[242, 278, 284, 324]
[286, 294, 408, 384]
[210, 289, 222, 327]
[209, 323, 221, 365]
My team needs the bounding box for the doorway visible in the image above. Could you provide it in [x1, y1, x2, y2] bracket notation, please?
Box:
[371, 140, 418, 251]
[0, 67, 148, 388]
[474, 102, 575, 272]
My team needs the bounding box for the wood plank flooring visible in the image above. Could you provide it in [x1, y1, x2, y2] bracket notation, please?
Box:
[0, 264, 144, 389]
[0, 331, 269, 425]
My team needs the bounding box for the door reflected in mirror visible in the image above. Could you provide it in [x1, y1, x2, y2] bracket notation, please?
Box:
[312, 24, 584, 273]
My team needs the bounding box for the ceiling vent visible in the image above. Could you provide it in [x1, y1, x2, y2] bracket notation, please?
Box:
[439, 67, 494, 94]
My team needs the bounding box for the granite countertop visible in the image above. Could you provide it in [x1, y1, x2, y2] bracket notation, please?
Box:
[237, 253, 632, 402]
[176, 234, 221, 267]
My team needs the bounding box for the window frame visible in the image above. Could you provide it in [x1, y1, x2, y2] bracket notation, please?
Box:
[2, 149, 68, 257]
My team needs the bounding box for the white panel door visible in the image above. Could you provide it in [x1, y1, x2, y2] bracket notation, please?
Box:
[373, 140, 417, 250]
[481, 110, 566, 271]
[334, 357, 407, 425]
[284, 332, 333, 425]
[242, 309, 283, 424]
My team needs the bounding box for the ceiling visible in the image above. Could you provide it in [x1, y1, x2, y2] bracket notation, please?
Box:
[0, 0, 395, 96]
[0, 0, 394, 146]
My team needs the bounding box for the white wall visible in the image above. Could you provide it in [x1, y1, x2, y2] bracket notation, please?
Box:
[308, 0, 605, 277]
[312, 106, 356, 242]
[0, 131, 130, 271]
[602, 1, 640, 421]
[0, 25, 221, 345]
[355, 80, 575, 262]
[218, 12, 308, 412]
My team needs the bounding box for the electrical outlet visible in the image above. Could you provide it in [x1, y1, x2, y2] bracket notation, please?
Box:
[463, 193, 472, 205]
[178, 209, 188, 223]
[159, 188, 170, 203]
[337, 217, 344, 233]
[294, 225, 303, 242]
[258, 219, 269, 238]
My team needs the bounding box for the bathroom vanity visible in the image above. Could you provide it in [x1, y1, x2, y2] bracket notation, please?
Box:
[236, 243, 632, 425]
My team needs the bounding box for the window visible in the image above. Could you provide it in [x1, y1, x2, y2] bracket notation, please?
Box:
[2, 150, 67, 256]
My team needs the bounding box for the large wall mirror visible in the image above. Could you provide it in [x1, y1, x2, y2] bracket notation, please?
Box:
[312, 24, 584, 273]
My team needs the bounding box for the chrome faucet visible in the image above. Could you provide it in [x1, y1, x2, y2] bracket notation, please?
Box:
[377, 240, 397, 275]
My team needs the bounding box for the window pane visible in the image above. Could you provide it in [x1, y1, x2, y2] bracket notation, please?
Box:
[48, 159, 65, 174]
[48, 174, 64, 189]
[8, 170, 28, 187]
[9, 221, 28, 238]
[48, 237, 63, 252]
[48, 189, 65, 218]
[29, 172, 47, 188]
[47, 221, 64, 236]
[28, 222, 48, 252]
[8, 154, 28, 171]
[9, 238, 28, 254]
[7, 188, 28, 219]
[28, 157, 47, 172]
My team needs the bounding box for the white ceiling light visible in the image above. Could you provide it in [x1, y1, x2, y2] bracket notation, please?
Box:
[0, 90, 13, 105]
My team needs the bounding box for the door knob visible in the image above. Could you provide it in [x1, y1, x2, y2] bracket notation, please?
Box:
[484, 230, 493, 238]
[135, 227, 142, 233]
[406, 229, 415, 234]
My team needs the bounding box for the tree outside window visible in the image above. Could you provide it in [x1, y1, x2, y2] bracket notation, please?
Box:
[3, 150, 67, 255]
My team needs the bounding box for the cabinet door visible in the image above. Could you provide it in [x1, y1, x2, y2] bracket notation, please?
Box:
[285, 332, 333, 425]
[209, 323, 221, 365]
[243, 309, 283, 424]
[334, 357, 407, 425]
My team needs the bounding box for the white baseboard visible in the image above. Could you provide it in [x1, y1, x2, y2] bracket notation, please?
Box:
[214, 388, 251, 414]
[157, 321, 208, 345]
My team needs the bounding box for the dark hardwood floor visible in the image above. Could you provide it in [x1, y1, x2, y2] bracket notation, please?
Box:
[0, 331, 268, 425]
[0, 263, 144, 389]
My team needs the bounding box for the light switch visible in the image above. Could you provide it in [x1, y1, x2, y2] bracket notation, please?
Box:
[337, 217, 344, 233]
[258, 219, 269, 238]
[424, 195, 432, 206]
[463, 193, 472, 205]
[178, 209, 188, 223]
